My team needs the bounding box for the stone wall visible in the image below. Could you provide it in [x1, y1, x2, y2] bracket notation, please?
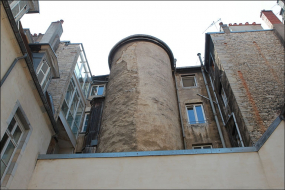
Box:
[210, 30, 284, 145]
[47, 43, 80, 120]
[97, 41, 183, 152]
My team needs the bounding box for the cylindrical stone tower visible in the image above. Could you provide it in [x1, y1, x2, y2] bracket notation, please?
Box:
[97, 35, 183, 153]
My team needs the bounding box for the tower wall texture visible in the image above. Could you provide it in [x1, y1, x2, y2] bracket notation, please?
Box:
[97, 41, 183, 152]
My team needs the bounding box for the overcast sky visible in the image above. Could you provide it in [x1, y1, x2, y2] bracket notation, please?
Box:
[21, 1, 282, 76]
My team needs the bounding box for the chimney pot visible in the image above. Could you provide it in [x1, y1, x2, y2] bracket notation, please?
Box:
[239, 23, 243, 25]
[233, 23, 237, 25]
[60, 19, 64, 24]
[229, 23, 232, 26]
[219, 22, 223, 25]
[245, 22, 249, 25]
[252, 22, 256, 25]
[33, 33, 37, 36]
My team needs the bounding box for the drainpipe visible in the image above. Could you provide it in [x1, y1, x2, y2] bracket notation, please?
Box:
[197, 53, 226, 148]
[0, 53, 27, 87]
[173, 59, 187, 149]
[231, 112, 244, 147]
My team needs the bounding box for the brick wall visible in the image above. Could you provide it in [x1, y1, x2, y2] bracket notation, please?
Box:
[47, 43, 80, 120]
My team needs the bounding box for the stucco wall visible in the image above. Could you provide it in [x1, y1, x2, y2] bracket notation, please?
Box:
[98, 41, 183, 152]
[1, 4, 53, 189]
[27, 119, 284, 189]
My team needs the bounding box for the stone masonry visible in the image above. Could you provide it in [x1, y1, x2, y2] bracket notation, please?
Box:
[210, 30, 284, 145]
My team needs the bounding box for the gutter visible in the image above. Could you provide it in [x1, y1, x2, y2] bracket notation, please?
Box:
[2, 0, 59, 134]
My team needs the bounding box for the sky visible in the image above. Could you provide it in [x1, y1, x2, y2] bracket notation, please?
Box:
[21, 1, 282, 76]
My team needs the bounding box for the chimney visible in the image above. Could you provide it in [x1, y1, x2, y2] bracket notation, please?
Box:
[219, 22, 230, 33]
[260, 10, 282, 29]
[39, 21, 63, 51]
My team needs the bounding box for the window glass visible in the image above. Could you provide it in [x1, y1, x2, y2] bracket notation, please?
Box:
[83, 114, 90, 132]
[61, 101, 69, 117]
[90, 86, 97, 96]
[74, 102, 83, 127]
[1, 141, 15, 165]
[41, 69, 51, 90]
[187, 107, 196, 124]
[37, 71, 44, 84]
[71, 123, 78, 136]
[193, 147, 201, 149]
[1, 160, 6, 178]
[182, 76, 196, 87]
[74, 64, 81, 79]
[13, 126, 22, 144]
[83, 82, 90, 97]
[67, 112, 74, 127]
[195, 105, 205, 123]
[65, 82, 75, 105]
[203, 146, 212, 149]
[70, 92, 79, 116]
[97, 86, 104, 95]
[0, 134, 9, 152]
[7, 118, 16, 132]
[41, 62, 49, 73]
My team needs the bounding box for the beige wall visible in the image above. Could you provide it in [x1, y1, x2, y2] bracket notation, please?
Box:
[1, 4, 53, 189]
[28, 120, 284, 189]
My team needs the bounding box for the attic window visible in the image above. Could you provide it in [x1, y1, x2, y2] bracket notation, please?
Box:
[181, 75, 196, 87]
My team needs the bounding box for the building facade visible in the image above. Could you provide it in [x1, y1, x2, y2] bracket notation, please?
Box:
[1, 0, 284, 189]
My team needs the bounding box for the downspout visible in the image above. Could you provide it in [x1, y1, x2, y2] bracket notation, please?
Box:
[174, 59, 187, 149]
[231, 112, 245, 147]
[208, 52, 225, 125]
[197, 53, 226, 148]
[0, 53, 27, 87]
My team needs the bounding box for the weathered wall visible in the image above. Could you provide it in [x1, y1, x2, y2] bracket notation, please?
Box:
[1, 4, 53, 189]
[175, 69, 229, 148]
[98, 41, 183, 152]
[27, 121, 284, 189]
[210, 30, 284, 145]
[47, 43, 80, 120]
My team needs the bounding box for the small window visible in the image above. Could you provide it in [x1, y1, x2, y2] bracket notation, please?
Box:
[90, 85, 105, 96]
[192, 144, 212, 149]
[186, 104, 206, 124]
[182, 75, 196, 87]
[36, 59, 51, 91]
[82, 113, 90, 132]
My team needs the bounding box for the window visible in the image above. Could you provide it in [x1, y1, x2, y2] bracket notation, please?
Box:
[186, 104, 206, 124]
[182, 75, 196, 87]
[74, 52, 91, 98]
[61, 78, 85, 137]
[82, 113, 90, 132]
[1, 115, 24, 180]
[90, 85, 105, 96]
[36, 59, 51, 91]
[192, 144, 212, 149]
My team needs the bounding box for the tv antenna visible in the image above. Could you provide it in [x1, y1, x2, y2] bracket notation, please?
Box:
[202, 18, 221, 34]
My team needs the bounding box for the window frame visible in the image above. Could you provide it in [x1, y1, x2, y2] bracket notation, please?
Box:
[192, 144, 212, 149]
[89, 85, 105, 97]
[36, 58, 51, 92]
[81, 113, 90, 132]
[186, 104, 206, 124]
[0, 101, 32, 187]
[221, 87, 228, 107]
[181, 74, 197, 88]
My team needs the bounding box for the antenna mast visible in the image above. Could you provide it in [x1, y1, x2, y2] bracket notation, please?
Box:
[202, 18, 221, 34]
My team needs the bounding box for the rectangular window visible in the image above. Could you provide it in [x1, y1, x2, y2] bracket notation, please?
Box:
[90, 85, 105, 96]
[61, 77, 85, 137]
[192, 144, 212, 149]
[82, 113, 90, 132]
[1, 115, 24, 180]
[74, 52, 91, 98]
[181, 75, 196, 87]
[186, 104, 206, 124]
[36, 59, 51, 91]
